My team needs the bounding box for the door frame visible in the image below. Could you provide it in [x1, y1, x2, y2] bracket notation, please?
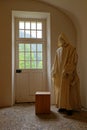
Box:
[12, 11, 51, 105]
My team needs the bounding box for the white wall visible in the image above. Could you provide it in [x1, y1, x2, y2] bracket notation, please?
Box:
[0, 0, 77, 107]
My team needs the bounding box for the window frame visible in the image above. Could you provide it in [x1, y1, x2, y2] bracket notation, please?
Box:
[15, 18, 46, 70]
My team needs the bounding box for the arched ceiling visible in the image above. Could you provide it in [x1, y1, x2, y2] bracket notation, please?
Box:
[38, 0, 87, 29]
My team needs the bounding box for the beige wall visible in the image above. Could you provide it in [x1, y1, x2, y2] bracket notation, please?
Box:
[0, 0, 76, 107]
[41, 0, 87, 108]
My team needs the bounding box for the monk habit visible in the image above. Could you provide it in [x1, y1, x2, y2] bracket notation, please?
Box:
[52, 33, 81, 110]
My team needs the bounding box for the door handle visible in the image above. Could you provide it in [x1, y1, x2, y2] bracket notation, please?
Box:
[16, 69, 22, 73]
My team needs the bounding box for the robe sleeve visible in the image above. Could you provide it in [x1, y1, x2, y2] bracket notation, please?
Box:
[51, 53, 58, 78]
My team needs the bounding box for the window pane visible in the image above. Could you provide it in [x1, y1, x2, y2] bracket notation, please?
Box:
[19, 61, 24, 69]
[37, 53, 42, 60]
[31, 22, 36, 29]
[25, 61, 30, 69]
[31, 53, 36, 60]
[31, 61, 36, 68]
[31, 44, 36, 52]
[37, 31, 42, 38]
[19, 21, 24, 29]
[31, 31, 36, 38]
[19, 44, 24, 51]
[25, 30, 30, 38]
[19, 30, 24, 38]
[25, 22, 30, 29]
[19, 52, 24, 60]
[37, 61, 43, 69]
[37, 44, 42, 51]
[25, 44, 30, 51]
[25, 53, 30, 60]
[37, 22, 42, 30]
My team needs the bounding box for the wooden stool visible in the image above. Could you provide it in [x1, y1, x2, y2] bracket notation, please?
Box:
[35, 91, 51, 114]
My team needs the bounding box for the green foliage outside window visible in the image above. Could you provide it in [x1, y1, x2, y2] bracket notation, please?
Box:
[18, 43, 43, 69]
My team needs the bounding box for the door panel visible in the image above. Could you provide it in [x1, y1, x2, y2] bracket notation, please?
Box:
[29, 72, 44, 95]
[15, 70, 46, 102]
[16, 73, 29, 102]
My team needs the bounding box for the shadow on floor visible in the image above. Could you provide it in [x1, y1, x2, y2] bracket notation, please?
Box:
[64, 110, 87, 123]
[36, 110, 59, 120]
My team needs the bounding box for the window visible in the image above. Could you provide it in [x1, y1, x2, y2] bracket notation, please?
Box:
[18, 43, 43, 69]
[19, 21, 42, 39]
[15, 18, 46, 69]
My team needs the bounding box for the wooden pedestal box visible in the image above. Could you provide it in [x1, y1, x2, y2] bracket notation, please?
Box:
[35, 91, 51, 114]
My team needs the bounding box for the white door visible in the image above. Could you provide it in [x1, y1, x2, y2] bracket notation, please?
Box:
[15, 18, 47, 102]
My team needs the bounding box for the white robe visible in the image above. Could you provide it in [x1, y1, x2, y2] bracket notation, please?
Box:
[52, 43, 81, 110]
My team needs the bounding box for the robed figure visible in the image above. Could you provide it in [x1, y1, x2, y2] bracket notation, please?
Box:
[52, 33, 81, 115]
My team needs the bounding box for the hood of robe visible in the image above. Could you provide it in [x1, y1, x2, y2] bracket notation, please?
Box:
[57, 33, 69, 48]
